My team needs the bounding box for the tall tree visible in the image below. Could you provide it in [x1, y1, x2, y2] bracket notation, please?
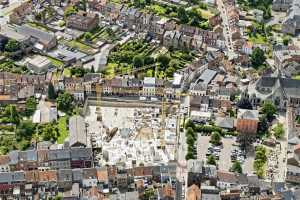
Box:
[48, 82, 56, 100]
[207, 155, 216, 165]
[250, 48, 266, 69]
[210, 132, 221, 145]
[25, 97, 37, 117]
[178, 7, 189, 24]
[57, 92, 74, 113]
[261, 101, 277, 122]
[5, 39, 20, 52]
[231, 161, 243, 173]
[90, 65, 95, 73]
[133, 55, 144, 68]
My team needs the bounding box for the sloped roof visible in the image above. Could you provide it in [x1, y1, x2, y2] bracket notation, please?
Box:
[16, 25, 56, 45]
[237, 109, 259, 120]
[187, 184, 201, 200]
[236, 119, 258, 134]
[69, 115, 87, 147]
[215, 117, 234, 129]
[217, 171, 238, 183]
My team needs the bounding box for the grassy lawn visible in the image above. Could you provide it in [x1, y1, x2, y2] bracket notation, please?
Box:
[47, 56, 64, 68]
[63, 68, 72, 77]
[271, 24, 282, 32]
[62, 40, 96, 55]
[293, 75, 300, 80]
[198, 8, 214, 19]
[104, 63, 117, 78]
[0, 60, 28, 74]
[248, 33, 267, 44]
[27, 22, 51, 32]
[147, 4, 167, 16]
[57, 116, 69, 144]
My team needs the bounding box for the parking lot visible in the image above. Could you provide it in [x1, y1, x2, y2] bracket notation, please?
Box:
[197, 135, 254, 172]
[219, 137, 238, 171]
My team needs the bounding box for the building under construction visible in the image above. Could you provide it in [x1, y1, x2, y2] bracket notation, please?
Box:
[84, 98, 180, 168]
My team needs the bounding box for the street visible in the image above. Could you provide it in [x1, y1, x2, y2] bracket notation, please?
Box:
[216, 0, 236, 58]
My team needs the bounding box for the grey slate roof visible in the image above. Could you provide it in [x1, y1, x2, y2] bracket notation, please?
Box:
[0, 172, 12, 183]
[69, 115, 87, 147]
[0, 171, 25, 183]
[198, 69, 217, 84]
[257, 77, 277, 88]
[237, 109, 259, 120]
[58, 169, 72, 182]
[19, 150, 37, 161]
[48, 149, 70, 160]
[9, 151, 19, 165]
[16, 25, 55, 45]
[72, 169, 83, 181]
[70, 148, 92, 160]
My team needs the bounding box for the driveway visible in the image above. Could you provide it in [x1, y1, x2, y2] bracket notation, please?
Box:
[83, 43, 115, 72]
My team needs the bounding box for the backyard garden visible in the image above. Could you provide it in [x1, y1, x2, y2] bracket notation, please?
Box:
[104, 39, 196, 79]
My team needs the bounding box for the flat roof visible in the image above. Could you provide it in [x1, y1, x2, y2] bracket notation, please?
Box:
[0, 24, 28, 41]
[28, 56, 51, 67]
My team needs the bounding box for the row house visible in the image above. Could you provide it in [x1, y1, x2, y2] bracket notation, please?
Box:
[96, 2, 225, 50]
[7, 148, 92, 172]
[102, 77, 171, 97]
[64, 77, 85, 101]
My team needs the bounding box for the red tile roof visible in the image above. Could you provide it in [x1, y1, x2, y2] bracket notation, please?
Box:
[187, 184, 201, 200]
[236, 119, 258, 134]
[38, 170, 57, 182]
[0, 155, 10, 165]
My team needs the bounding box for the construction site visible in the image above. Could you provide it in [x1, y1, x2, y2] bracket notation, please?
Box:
[84, 98, 180, 168]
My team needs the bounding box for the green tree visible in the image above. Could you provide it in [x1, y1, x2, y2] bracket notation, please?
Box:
[79, 0, 87, 11]
[144, 56, 155, 65]
[258, 115, 269, 137]
[48, 82, 56, 100]
[250, 47, 266, 69]
[207, 155, 216, 165]
[231, 161, 243, 173]
[261, 101, 277, 121]
[186, 127, 196, 139]
[84, 32, 92, 41]
[70, 67, 86, 77]
[165, 66, 175, 77]
[263, 6, 272, 19]
[178, 7, 189, 24]
[64, 6, 78, 17]
[273, 123, 284, 139]
[16, 120, 36, 143]
[254, 146, 267, 178]
[90, 65, 95, 73]
[283, 36, 291, 46]
[57, 92, 74, 113]
[185, 151, 195, 160]
[186, 134, 196, 146]
[157, 54, 171, 68]
[3, 105, 20, 124]
[40, 123, 58, 141]
[133, 55, 144, 68]
[210, 132, 221, 145]
[5, 39, 20, 52]
[185, 119, 195, 130]
[25, 97, 37, 117]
